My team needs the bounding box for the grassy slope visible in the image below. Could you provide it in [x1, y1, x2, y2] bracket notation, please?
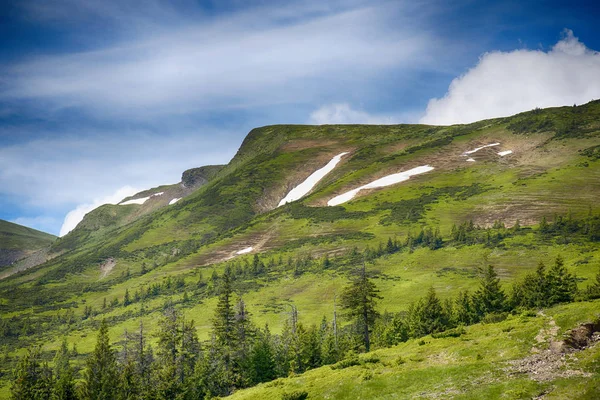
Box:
[1, 102, 600, 397]
[229, 300, 600, 400]
[0, 220, 56, 266]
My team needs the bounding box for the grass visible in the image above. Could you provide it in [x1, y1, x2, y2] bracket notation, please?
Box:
[228, 300, 600, 400]
[1, 101, 600, 398]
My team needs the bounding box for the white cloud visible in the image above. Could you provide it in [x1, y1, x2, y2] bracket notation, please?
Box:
[0, 129, 236, 235]
[59, 185, 138, 236]
[309, 103, 401, 124]
[2, 2, 433, 117]
[420, 30, 600, 125]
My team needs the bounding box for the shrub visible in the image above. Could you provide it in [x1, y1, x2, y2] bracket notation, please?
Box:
[282, 391, 309, 400]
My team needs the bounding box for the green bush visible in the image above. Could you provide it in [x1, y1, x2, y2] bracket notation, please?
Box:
[282, 391, 309, 400]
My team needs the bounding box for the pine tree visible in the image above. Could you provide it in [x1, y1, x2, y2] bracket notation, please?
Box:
[454, 290, 477, 325]
[546, 255, 578, 304]
[518, 261, 549, 308]
[123, 289, 131, 307]
[407, 287, 450, 336]
[11, 347, 53, 400]
[52, 339, 77, 400]
[473, 265, 506, 317]
[586, 267, 600, 299]
[80, 320, 118, 400]
[249, 325, 276, 384]
[339, 262, 382, 352]
[213, 267, 236, 346]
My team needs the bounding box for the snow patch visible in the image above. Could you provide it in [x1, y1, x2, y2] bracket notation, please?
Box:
[236, 247, 253, 255]
[466, 158, 476, 162]
[119, 191, 164, 205]
[463, 143, 500, 155]
[498, 150, 513, 156]
[169, 198, 181, 205]
[120, 196, 151, 205]
[327, 165, 434, 206]
[278, 152, 349, 207]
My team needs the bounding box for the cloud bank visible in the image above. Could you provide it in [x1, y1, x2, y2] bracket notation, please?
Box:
[59, 185, 138, 236]
[3, 2, 432, 117]
[308, 103, 400, 125]
[421, 30, 600, 125]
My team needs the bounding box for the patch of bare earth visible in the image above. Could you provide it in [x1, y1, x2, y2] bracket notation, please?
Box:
[99, 257, 116, 279]
[505, 312, 596, 383]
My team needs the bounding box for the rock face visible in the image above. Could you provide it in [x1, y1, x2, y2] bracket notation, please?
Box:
[181, 165, 224, 188]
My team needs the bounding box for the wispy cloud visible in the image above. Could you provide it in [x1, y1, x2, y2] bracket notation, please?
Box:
[3, 1, 434, 118]
[421, 30, 600, 125]
[308, 103, 404, 125]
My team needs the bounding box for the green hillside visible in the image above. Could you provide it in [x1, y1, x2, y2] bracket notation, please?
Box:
[0, 220, 56, 270]
[1, 101, 600, 399]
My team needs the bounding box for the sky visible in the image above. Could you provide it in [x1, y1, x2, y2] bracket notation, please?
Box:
[1, 0, 599, 236]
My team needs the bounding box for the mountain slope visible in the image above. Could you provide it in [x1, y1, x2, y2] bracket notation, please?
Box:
[0, 220, 56, 268]
[1, 101, 600, 398]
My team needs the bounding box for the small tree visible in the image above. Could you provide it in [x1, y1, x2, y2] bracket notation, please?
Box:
[53, 339, 77, 400]
[11, 347, 53, 400]
[339, 262, 382, 352]
[80, 320, 118, 400]
[546, 255, 578, 304]
[473, 265, 506, 317]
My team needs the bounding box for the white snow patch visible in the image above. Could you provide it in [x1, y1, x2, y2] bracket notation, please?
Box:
[327, 165, 434, 206]
[120, 196, 151, 205]
[169, 198, 181, 205]
[119, 191, 164, 205]
[466, 158, 476, 162]
[498, 150, 513, 156]
[278, 152, 349, 207]
[236, 247, 253, 255]
[463, 143, 500, 155]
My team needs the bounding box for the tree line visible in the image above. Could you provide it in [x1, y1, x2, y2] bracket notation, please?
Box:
[11, 251, 595, 400]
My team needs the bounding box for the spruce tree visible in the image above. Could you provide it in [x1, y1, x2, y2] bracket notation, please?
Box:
[473, 265, 506, 316]
[213, 267, 236, 346]
[52, 339, 77, 400]
[546, 255, 578, 304]
[339, 262, 382, 352]
[80, 320, 118, 400]
[249, 325, 276, 384]
[11, 347, 53, 400]
[454, 290, 477, 325]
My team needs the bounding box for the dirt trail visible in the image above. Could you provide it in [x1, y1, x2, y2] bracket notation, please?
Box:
[506, 312, 591, 383]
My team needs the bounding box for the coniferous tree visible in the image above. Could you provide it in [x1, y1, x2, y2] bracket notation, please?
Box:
[454, 290, 477, 325]
[11, 347, 53, 400]
[123, 289, 131, 307]
[473, 265, 506, 317]
[52, 339, 77, 400]
[586, 267, 600, 299]
[339, 263, 382, 352]
[546, 255, 578, 304]
[249, 325, 276, 384]
[407, 287, 450, 336]
[213, 267, 236, 346]
[154, 307, 199, 399]
[80, 320, 118, 400]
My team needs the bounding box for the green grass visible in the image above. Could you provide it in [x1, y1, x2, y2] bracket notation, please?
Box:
[1, 101, 600, 398]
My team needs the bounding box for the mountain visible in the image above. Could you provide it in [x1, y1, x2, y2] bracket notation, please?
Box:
[0, 220, 56, 274]
[1, 101, 600, 398]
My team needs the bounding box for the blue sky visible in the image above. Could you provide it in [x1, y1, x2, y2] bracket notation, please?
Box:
[1, 0, 599, 236]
